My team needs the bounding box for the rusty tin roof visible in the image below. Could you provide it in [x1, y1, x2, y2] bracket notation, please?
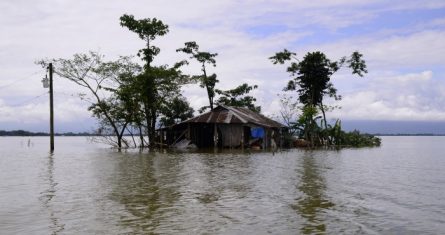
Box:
[181, 105, 285, 128]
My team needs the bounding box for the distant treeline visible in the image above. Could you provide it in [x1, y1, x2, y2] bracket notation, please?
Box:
[0, 130, 94, 136]
[3, 130, 442, 137]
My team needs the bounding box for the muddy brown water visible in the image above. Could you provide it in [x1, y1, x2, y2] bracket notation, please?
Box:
[1, 136, 444, 234]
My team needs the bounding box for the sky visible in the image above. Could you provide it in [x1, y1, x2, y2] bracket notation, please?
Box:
[1, 0, 445, 133]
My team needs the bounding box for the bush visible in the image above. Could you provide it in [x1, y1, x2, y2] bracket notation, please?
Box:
[339, 130, 381, 147]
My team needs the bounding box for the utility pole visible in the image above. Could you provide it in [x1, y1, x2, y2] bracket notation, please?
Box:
[42, 64, 54, 152]
[49, 63, 54, 152]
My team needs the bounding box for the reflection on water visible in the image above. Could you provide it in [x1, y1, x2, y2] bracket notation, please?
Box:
[1, 137, 445, 234]
[39, 153, 64, 234]
[110, 153, 182, 234]
[292, 152, 334, 234]
[109, 151, 257, 233]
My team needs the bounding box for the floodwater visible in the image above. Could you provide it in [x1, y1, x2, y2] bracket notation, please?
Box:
[1, 136, 444, 234]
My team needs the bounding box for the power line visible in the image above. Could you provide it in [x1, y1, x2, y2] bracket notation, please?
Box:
[0, 71, 42, 91]
[8, 92, 48, 107]
[54, 91, 77, 98]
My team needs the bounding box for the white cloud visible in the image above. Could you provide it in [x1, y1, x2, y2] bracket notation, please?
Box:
[0, 96, 90, 124]
[328, 71, 445, 121]
[312, 30, 445, 71]
[1, 0, 445, 131]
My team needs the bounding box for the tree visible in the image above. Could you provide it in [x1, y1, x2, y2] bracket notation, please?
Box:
[177, 41, 218, 111]
[215, 83, 261, 112]
[103, 63, 147, 148]
[120, 14, 189, 146]
[119, 14, 169, 69]
[37, 52, 141, 149]
[159, 96, 194, 127]
[133, 64, 188, 146]
[276, 94, 300, 136]
[270, 50, 367, 145]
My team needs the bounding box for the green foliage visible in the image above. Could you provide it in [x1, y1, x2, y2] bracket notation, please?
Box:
[120, 14, 192, 146]
[176, 41, 217, 65]
[120, 14, 169, 66]
[270, 49, 369, 147]
[133, 64, 188, 145]
[215, 83, 261, 112]
[294, 106, 323, 146]
[177, 41, 219, 110]
[341, 130, 381, 147]
[159, 96, 194, 127]
[269, 49, 296, 64]
[270, 50, 367, 107]
[38, 15, 195, 148]
[280, 51, 335, 106]
[348, 51, 368, 77]
[37, 52, 142, 148]
[327, 120, 381, 147]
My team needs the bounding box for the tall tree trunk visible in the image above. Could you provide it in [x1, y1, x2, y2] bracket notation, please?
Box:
[202, 63, 213, 110]
[319, 101, 332, 146]
[320, 101, 328, 130]
[148, 108, 157, 148]
[144, 102, 151, 148]
[126, 127, 137, 148]
[138, 124, 144, 148]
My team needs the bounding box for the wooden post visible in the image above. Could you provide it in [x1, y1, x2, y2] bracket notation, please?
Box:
[229, 125, 232, 149]
[262, 128, 265, 150]
[214, 124, 218, 148]
[241, 125, 244, 150]
[160, 130, 163, 148]
[263, 128, 268, 150]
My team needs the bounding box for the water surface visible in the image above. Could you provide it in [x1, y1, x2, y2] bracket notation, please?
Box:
[0, 136, 444, 234]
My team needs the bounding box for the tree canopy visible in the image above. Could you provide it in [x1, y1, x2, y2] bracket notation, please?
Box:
[37, 13, 379, 149]
[215, 83, 261, 112]
[120, 14, 169, 67]
[120, 14, 191, 147]
[177, 41, 219, 110]
[270, 50, 376, 147]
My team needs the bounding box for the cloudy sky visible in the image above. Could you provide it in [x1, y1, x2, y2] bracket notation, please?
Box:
[1, 0, 445, 133]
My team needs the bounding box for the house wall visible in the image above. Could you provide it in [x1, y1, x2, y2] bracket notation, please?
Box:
[218, 124, 243, 147]
[189, 123, 215, 148]
[164, 122, 283, 149]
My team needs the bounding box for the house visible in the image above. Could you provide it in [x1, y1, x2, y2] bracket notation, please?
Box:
[158, 105, 285, 149]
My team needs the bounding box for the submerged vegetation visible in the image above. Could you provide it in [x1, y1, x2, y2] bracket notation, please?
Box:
[37, 14, 379, 149]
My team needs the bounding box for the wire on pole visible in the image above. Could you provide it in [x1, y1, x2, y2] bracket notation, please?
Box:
[0, 71, 41, 90]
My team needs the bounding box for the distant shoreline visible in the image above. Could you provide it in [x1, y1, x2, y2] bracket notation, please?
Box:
[1, 130, 445, 137]
[0, 130, 95, 137]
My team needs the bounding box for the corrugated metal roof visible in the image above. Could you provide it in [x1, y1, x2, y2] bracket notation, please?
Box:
[181, 105, 285, 128]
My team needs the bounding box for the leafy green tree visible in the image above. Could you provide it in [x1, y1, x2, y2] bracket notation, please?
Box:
[120, 14, 169, 69]
[120, 14, 190, 146]
[177, 41, 218, 110]
[159, 96, 194, 127]
[37, 52, 141, 149]
[296, 105, 322, 147]
[215, 83, 261, 112]
[270, 50, 367, 145]
[105, 64, 147, 147]
[134, 64, 187, 145]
